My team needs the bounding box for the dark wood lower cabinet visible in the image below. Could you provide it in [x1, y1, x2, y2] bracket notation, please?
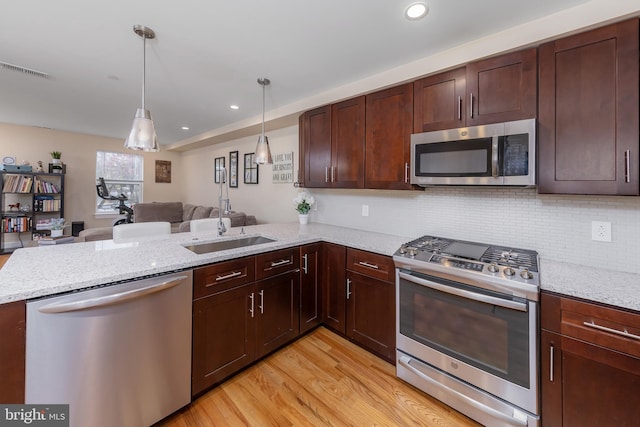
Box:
[300, 243, 322, 334]
[0, 301, 25, 403]
[192, 283, 255, 395]
[255, 270, 300, 358]
[322, 243, 346, 334]
[541, 292, 640, 426]
[346, 271, 395, 362]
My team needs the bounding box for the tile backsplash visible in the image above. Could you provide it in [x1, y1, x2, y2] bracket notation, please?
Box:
[308, 187, 640, 274]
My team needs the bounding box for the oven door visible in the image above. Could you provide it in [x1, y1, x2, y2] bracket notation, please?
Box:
[396, 269, 538, 414]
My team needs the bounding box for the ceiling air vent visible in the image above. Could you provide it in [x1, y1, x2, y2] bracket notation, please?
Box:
[0, 61, 49, 79]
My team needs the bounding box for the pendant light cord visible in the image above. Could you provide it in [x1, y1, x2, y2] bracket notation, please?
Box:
[261, 80, 265, 140]
[141, 34, 146, 111]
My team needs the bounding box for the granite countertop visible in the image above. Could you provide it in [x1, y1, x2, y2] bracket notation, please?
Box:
[0, 223, 407, 304]
[1, 222, 638, 312]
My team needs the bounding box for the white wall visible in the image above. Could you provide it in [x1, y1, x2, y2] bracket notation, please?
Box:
[179, 126, 300, 224]
[306, 187, 640, 275]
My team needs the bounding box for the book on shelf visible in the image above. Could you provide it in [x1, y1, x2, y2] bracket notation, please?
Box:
[38, 235, 75, 245]
[2, 175, 33, 193]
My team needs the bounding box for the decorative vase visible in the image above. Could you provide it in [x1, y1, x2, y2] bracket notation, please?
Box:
[298, 213, 309, 225]
[51, 229, 63, 238]
[52, 158, 61, 165]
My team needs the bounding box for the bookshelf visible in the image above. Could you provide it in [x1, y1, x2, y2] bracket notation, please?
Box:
[1, 171, 65, 253]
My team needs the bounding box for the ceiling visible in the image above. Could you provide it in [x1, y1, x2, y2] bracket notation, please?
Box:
[0, 0, 599, 149]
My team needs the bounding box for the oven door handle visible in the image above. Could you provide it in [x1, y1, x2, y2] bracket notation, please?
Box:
[398, 271, 527, 312]
[398, 355, 528, 426]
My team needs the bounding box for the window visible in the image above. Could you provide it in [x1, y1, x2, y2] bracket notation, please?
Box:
[95, 151, 144, 215]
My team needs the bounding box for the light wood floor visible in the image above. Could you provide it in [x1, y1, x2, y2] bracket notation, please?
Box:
[0, 254, 10, 270]
[161, 327, 480, 427]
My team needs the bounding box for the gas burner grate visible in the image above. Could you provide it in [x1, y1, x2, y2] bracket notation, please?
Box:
[404, 236, 452, 252]
[482, 246, 538, 272]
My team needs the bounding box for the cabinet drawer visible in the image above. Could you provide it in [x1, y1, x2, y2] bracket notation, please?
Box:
[255, 248, 300, 280]
[542, 292, 640, 358]
[346, 248, 394, 282]
[193, 257, 255, 299]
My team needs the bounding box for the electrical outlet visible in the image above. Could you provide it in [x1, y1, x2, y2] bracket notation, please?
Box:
[591, 221, 612, 242]
[361, 204, 369, 217]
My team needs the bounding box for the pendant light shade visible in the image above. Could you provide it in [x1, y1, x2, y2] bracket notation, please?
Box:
[124, 25, 159, 152]
[255, 78, 273, 164]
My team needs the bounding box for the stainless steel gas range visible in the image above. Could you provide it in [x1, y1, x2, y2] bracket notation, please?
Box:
[393, 236, 540, 427]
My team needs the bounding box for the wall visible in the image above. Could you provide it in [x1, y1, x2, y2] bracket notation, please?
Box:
[179, 126, 300, 224]
[306, 187, 640, 275]
[0, 123, 184, 240]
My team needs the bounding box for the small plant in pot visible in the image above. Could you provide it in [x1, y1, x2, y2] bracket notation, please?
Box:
[49, 218, 68, 237]
[50, 151, 63, 172]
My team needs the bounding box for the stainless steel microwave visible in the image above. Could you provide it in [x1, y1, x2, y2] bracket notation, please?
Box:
[410, 118, 536, 187]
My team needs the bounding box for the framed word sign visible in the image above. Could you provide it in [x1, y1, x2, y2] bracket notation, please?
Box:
[272, 152, 293, 183]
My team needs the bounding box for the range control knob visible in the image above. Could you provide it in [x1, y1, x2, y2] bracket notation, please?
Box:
[399, 245, 407, 254]
[504, 267, 516, 276]
[407, 247, 418, 257]
[520, 268, 534, 280]
[487, 262, 500, 273]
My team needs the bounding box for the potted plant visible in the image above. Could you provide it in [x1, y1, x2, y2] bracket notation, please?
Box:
[50, 151, 63, 173]
[49, 218, 68, 237]
[293, 192, 315, 225]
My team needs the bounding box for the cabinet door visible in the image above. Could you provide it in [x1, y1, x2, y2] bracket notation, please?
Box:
[331, 97, 365, 188]
[322, 243, 346, 334]
[0, 301, 25, 403]
[466, 48, 537, 126]
[303, 105, 332, 188]
[300, 243, 322, 334]
[541, 330, 640, 427]
[538, 19, 639, 195]
[346, 272, 395, 362]
[255, 270, 300, 358]
[192, 284, 255, 395]
[414, 68, 466, 132]
[365, 83, 414, 189]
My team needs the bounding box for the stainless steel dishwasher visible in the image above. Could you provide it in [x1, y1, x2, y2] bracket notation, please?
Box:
[25, 271, 193, 427]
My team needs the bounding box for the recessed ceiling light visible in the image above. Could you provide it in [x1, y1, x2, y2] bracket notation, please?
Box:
[181, 126, 189, 130]
[405, 3, 428, 20]
[230, 105, 239, 110]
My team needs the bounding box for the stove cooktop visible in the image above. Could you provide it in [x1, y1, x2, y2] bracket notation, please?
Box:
[393, 235, 540, 289]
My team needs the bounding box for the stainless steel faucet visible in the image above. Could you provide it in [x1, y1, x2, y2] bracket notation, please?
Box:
[218, 167, 231, 236]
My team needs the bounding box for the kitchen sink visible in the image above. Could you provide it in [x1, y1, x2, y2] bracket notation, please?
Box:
[183, 235, 276, 254]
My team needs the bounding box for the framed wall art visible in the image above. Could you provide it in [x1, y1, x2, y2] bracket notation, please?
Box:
[229, 151, 238, 188]
[155, 160, 171, 183]
[244, 153, 259, 184]
[214, 156, 225, 183]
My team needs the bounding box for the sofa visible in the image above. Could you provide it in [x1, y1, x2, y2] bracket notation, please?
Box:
[77, 202, 257, 242]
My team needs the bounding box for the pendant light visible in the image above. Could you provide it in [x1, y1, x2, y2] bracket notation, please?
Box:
[254, 77, 273, 164]
[124, 25, 159, 152]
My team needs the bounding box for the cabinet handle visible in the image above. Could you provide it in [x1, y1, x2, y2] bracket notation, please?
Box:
[549, 345, 554, 382]
[469, 93, 474, 118]
[457, 96, 462, 120]
[249, 293, 255, 318]
[325, 166, 329, 183]
[358, 261, 379, 270]
[331, 166, 335, 183]
[216, 271, 242, 281]
[625, 149, 631, 183]
[404, 162, 409, 184]
[491, 138, 499, 178]
[302, 253, 308, 274]
[270, 259, 292, 268]
[583, 320, 640, 341]
[259, 289, 264, 314]
[346, 278, 352, 300]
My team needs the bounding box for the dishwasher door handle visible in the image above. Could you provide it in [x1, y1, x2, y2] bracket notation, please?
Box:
[38, 275, 189, 313]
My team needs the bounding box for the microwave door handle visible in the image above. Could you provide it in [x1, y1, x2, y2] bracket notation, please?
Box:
[491, 137, 499, 178]
[398, 271, 527, 312]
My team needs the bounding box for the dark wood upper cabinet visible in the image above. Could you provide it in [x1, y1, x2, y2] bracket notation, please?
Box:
[538, 19, 639, 195]
[466, 48, 537, 126]
[414, 48, 537, 132]
[331, 96, 366, 188]
[414, 68, 466, 132]
[302, 105, 332, 188]
[365, 83, 414, 189]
